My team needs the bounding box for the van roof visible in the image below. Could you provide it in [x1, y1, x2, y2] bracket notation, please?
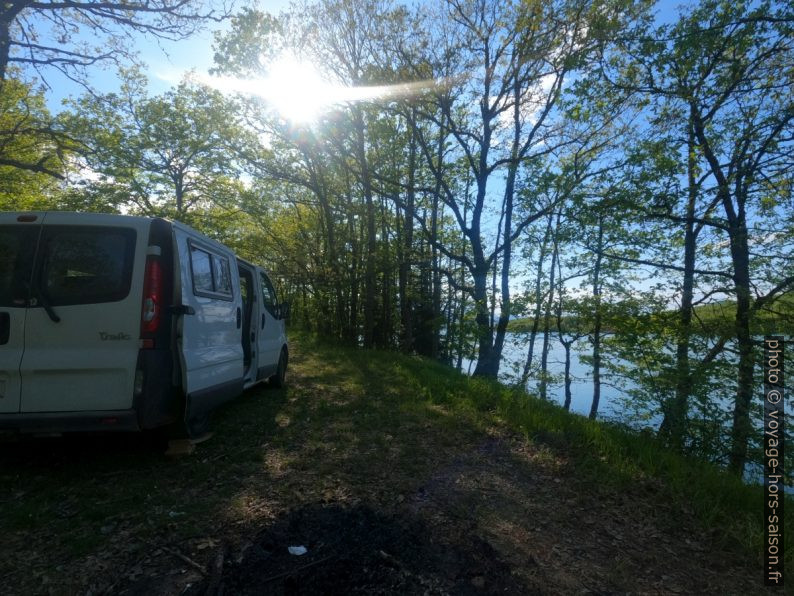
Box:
[0, 211, 159, 224]
[0, 211, 232, 255]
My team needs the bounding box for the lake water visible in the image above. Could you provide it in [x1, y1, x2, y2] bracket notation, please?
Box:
[461, 332, 791, 490]
[460, 333, 637, 421]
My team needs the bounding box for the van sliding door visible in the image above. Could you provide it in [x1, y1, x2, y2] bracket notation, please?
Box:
[173, 227, 243, 402]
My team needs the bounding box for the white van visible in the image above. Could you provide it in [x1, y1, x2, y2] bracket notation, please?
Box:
[0, 212, 288, 437]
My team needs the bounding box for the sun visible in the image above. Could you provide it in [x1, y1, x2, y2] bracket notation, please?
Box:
[260, 53, 334, 123]
[198, 52, 441, 125]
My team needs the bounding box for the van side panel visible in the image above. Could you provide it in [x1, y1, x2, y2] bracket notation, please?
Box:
[173, 225, 244, 413]
[19, 214, 150, 413]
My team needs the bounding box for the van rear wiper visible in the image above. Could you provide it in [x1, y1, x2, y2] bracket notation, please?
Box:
[37, 293, 60, 323]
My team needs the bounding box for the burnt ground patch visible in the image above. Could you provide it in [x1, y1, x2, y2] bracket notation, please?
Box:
[204, 503, 521, 595]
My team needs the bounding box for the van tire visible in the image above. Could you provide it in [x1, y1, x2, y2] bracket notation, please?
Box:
[271, 348, 288, 388]
[162, 414, 209, 442]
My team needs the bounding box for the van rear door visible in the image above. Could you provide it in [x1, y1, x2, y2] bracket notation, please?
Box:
[19, 213, 148, 413]
[0, 215, 40, 413]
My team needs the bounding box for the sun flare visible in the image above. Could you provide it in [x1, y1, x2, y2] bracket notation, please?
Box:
[261, 53, 333, 123]
[198, 52, 443, 124]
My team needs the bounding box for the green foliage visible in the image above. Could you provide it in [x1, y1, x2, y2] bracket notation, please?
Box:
[0, 78, 68, 209]
[63, 71, 251, 218]
[0, 0, 787, 484]
[211, 8, 283, 76]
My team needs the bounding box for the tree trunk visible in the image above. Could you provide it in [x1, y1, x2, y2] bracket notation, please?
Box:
[472, 263, 494, 376]
[399, 121, 416, 353]
[539, 211, 561, 400]
[347, 206, 361, 344]
[430, 113, 445, 359]
[353, 107, 376, 349]
[728, 218, 754, 475]
[0, 3, 28, 81]
[562, 340, 573, 410]
[305, 151, 344, 340]
[661, 119, 697, 450]
[692, 108, 756, 476]
[521, 213, 554, 386]
[489, 77, 523, 379]
[456, 191, 469, 371]
[589, 214, 604, 420]
[174, 176, 185, 216]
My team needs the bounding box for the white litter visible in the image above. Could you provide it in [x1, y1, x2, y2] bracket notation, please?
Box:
[287, 546, 308, 556]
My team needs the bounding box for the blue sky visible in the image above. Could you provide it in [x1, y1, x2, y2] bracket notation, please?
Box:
[29, 0, 691, 113]
[35, 0, 292, 112]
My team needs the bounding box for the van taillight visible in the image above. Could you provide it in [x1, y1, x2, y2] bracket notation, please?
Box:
[141, 257, 163, 337]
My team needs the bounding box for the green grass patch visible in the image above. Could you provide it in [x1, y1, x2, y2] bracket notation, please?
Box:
[0, 333, 790, 591]
[302, 332, 792, 570]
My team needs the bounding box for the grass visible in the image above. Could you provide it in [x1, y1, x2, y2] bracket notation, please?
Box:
[0, 333, 790, 591]
[292, 336, 790, 554]
[299, 334, 792, 570]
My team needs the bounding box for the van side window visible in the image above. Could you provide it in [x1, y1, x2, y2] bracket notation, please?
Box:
[213, 255, 232, 295]
[260, 272, 276, 316]
[39, 227, 135, 306]
[191, 247, 213, 292]
[190, 243, 233, 299]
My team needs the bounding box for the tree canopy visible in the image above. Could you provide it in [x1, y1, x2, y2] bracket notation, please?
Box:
[0, 0, 792, 479]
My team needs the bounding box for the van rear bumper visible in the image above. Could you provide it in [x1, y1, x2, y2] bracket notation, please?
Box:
[0, 410, 140, 433]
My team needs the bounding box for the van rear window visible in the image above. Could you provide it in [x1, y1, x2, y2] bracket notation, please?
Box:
[39, 227, 136, 306]
[0, 227, 37, 307]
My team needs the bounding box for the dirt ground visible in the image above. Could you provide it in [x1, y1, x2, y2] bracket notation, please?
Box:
[0, 343, 767, 595]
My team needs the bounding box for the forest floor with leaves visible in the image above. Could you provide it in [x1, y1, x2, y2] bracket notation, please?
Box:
[0, 338, 771, 595]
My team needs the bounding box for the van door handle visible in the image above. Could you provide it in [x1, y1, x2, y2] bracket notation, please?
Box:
[0, 312, 9, 345]
[261, 313, 266, 329]
[236, 307, 242, 329]
[168, 305, 195, 315]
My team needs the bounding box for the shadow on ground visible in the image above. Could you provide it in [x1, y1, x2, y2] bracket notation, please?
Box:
[199, 502, 520, 595]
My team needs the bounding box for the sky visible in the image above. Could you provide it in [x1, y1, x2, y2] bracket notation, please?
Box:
[18, 0, 723, 308]
[21, 0, 685, 300]
[35, 0, 293, 113]
[30, 0, 688, 113]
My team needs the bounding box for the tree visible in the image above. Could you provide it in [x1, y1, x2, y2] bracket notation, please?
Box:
[0, 1, 231, 192]
[600, 0, 794, 472]
[400, 0, 630, 378]
[64, 72, 248, 218]
[0, 0, 229, 83]
[0, 76, 74, 194]
[684, 4, 794, 473]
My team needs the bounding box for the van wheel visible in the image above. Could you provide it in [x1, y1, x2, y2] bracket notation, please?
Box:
[163, 415, 209, 442]
[271, 349, 288, 388]
[186, 414, 211, 439]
